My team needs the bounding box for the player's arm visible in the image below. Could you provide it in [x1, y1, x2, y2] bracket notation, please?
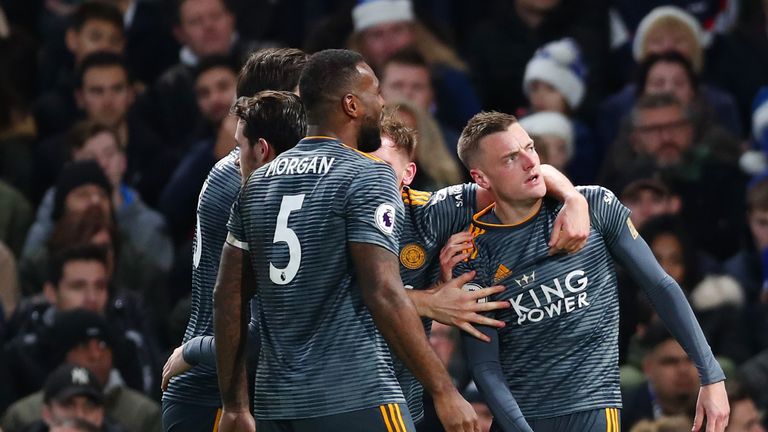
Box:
[462, 325, 533, 432]
[474, 164, 588, 254]
[161, 316, 260, 391]
[610, 226, 729, 431]
[351, 243, 478, 432]
[213, 243, 255, 431]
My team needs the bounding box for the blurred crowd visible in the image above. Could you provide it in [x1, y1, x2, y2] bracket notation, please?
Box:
[1, 0, 768, 431]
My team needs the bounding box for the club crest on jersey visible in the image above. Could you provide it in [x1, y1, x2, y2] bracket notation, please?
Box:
[375, 203, 396, 235]
[400, 243, 426, 269]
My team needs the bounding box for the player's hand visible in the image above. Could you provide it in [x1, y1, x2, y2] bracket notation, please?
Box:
[218, 408, 256, 432]
[692, 381, 729, 432]
[427, 270, 509, 342]
[433, 388, 480, 432]
[161, 345, 192, 391]
[439, 232, 473, 282]
[549, 193, 589, 255]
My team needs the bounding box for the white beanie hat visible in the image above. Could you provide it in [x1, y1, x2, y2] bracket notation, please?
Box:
[352, 0, 414, 33]
[523, 38, 587, 110]
[632, 6, 705, 62]
[519, 111, 575, 160]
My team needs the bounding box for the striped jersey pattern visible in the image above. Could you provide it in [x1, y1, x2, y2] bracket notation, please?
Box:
[163, 148, 241, 406]
[394, 184, 477, 422]
[457, 186, 629, 419]
[228, 137, 406, 419]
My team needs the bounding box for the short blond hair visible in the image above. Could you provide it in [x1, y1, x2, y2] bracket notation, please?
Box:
[380, 107, 417, 161]
[457, 111, 518, 168]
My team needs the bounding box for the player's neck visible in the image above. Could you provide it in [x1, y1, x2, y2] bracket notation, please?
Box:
[493, 198, 542, 225]
[305, 125, 357, 148]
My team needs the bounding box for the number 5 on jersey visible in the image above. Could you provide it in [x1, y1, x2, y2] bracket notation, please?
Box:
[270, 194, 305, 285]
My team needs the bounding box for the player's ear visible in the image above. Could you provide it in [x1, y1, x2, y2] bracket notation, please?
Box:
[43, 282, 58, 306]
[470, 168, 490, 190]
[342, 94, 359, 119]
[65, 29, 79, 55]
[257, 138, 273, 162]
[402, 161, 417, 186]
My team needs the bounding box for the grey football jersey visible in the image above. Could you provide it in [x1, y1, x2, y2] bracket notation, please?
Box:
[456, 186, 628, 418]
[227, 137, 406, 419]
[394, 184, 477, 422]
[163, 149, 240, 406]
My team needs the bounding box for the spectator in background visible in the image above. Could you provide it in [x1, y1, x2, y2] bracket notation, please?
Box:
[519, 111, 574, 176]
[724, 176, 768, 355]
[35, 2, 125, 139]
[0, 12, 37, 202]
[598, 6, 742, 148]
[36, 52, 169, 205]
[24, 133, 172, 290]
[521, 37, 600, 183]
[106, 0, 179, 86]
[706, 0, 768, 135]
[600, 93, 746, 260]
[6, 244, 160, 401]
[2, 310, 161, 432]
[723, 380, 766, 432]
[621, 321, 700, 430]
[620, 178, 680, 230]
[742, 88, 768, 176]
[640, 215, 750, 363]
[348, 0, 481, 132]
[464, 0, 610, 117]
[628, 416, 693, 432]
[18, 364, 123, 432]
[386, 101, 465, 190]
[0, 180, 33, 259]
[159, 56, 238, 244]
[139, 0, 259, 150]
[379, 47, 462, 147]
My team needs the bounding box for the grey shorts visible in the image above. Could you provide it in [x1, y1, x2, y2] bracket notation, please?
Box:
[492, 407, 621, 432]
[257, 403, 415, 432]
[161, 400, 221, 432]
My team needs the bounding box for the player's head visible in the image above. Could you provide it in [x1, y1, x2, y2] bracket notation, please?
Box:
[371, 107, 417, 187]
[231, 91, 306, 180]
[66, 2, 125, 64]
[640, 321, 699, 406]
[193, 55, 238, 125]
[299, 49, 384, 152]
[174, 0, 235, 58]
[746, 177, 768, 252]
[68, 120, 125, 189]
[458, 111, 545, 205]
[45, 244, 109, 314]
[237, 48, 309, 97]
[75, 52, 133, 129]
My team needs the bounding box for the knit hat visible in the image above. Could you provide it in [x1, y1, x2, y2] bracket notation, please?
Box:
[752, 87, 768, 150]
[519, 111, 574, 159]
[353, 0, 414, 32]
[53, 160, 112, 221]
[523, 38, 587, 110]
[632, 6, 704, 69]
[50, 309, 115, 365]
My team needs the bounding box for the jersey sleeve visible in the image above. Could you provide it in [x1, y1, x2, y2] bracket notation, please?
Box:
[420, 183, 478, 246]
[577, 186, 631, 246]
[344, 162, 404, 255]
[226, 190, 248, 250]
